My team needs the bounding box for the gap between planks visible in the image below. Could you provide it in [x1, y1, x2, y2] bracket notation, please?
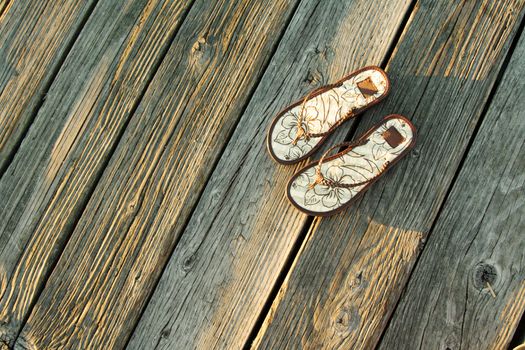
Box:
[12, 2, 310, 348]
[0, 0, 11, 19]
[121, 0, 304, 347]
[11, 0, 200, 347]
[252, 3, 522, 348]
[0, 0, 99, 177]
[376, 13, 525, 349]
[379, 19, 525, 348]
[127, 2, 418, 346]
[0, 0, 199, 346]
[242, 0, 419, 347]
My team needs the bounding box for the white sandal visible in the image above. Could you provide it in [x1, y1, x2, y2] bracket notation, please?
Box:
[267, 66, 390, 164]
[287, 115, 416, 216]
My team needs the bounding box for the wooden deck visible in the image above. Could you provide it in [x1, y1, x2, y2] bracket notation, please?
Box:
[0, 0, 524, 349]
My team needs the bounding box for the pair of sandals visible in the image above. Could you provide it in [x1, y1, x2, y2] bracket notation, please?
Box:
[267, 66, 417, 216]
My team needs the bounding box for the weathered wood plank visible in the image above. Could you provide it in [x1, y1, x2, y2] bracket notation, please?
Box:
[0, 0, 97, 173]
[0, 0, 197, 347]
[0, 0, 11, 18]
[379, 28, 525, 350]
[253, 1, 525, 349]
[127, 1, 414, 349]
[13, 0, 301, 349]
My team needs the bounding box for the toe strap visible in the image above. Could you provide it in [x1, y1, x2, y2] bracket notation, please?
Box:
[310, 139, 389, 189]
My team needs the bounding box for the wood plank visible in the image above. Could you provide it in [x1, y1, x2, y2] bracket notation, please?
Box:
[13, 0, 301, 349]
[0, 0, 97, 173]
[379, 28, 525, 350]
[0, 0, 11, 18]
[252, 1, 525, 349]
[126, 1, 414, 349]
[0, 0, 197, 347]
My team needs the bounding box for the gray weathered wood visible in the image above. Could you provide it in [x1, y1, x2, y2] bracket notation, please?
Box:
[14, 0, 301, 349]
[253, 1, 525, 349]
[0, 0, 10, 18]
[127, 1, 414, 349]
[379, 28, 525, 350]
[0, 0, 196, 347]
[0, 0, 97, 173]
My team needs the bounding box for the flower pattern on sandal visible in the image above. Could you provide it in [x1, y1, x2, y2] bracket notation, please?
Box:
[268, 68, 389, 163]
[287, 116, 416, 215]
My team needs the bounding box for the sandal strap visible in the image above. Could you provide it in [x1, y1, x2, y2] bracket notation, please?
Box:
[309, 139, 389, 189]
[292, 86, 357, 145]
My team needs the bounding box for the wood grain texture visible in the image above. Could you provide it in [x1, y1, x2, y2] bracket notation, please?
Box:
[14, 0, 300, 349]
[127, 1, 414, 349]
[0, 0, 96, 173]
[0, 0, 11, 18]
[0, 0, 196, 347]
[253, 0, 525, 349]
[379, 28, 525, 350]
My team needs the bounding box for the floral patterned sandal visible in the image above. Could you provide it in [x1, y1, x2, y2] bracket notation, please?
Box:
[267, 66, 390, 164]
[287, 115, 416, 216]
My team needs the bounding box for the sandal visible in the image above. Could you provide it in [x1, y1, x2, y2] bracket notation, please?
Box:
[267, 66, 390, 164]
[286, 115, 416, 216]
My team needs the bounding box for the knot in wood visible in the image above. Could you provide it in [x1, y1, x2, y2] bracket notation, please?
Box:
[314, 46, 332, 60]
[303, 69, 323, 86]
[191, 37, 207, 53]
[160, 327, 171, 338]
[333, 306, 360, 335]
[182, 253, 197, 272]
[348, 272, 363, 289]
[473, 262, 498, 290]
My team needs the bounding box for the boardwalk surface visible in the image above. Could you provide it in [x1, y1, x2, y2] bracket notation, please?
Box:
[0, 0, 524, 349]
